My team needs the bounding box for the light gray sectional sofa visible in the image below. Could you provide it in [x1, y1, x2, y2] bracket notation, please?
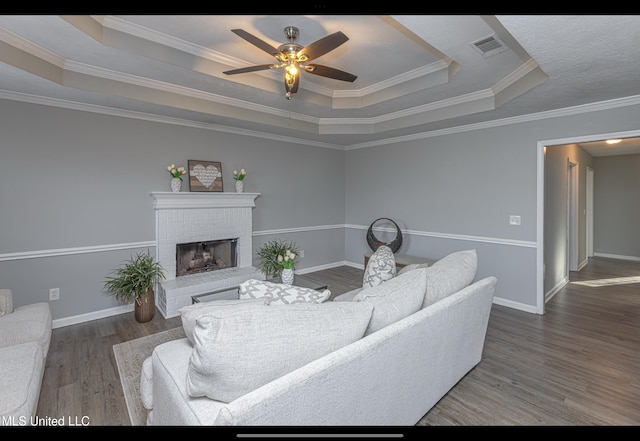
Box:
[0, 289, 52, 425]
[142, 249, 496, 426]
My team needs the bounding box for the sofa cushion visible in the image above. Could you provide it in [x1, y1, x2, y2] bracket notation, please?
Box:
[140, 356, 154, 411]
[186, 301, 374, 403]
[362, 245, 396, 288]
[239, 279, 331, 305]
[332, 287, 363, 302]
[179, 298, 266, 345]
[0, 289, 13, 317]
[396, 262, 430, 276]
[354, 267, 427, 335]
[0, 303, 52, 357]
[422, 249, 477, 308]
[0, 341, 43, 421]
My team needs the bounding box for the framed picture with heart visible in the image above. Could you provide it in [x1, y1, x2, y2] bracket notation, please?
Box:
[188, 160, 224, 192]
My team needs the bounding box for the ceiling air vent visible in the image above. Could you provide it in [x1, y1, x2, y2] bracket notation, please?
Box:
[471, 35, 509, 58]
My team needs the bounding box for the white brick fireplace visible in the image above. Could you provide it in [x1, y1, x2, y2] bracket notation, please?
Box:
[150, 192, 263, 318]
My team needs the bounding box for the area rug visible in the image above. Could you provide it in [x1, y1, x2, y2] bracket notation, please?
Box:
[113, 327, 186, 426]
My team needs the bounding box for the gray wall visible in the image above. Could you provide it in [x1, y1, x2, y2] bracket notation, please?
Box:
[543, 144, 594, 295]
[2, 97, 640, 324]
[593, 154, 640, 259]
[345, 106, 640, 313]
[0, 100, 345, 323]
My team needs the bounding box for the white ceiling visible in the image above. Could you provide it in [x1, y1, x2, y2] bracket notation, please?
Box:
[1, 14, 640, 153]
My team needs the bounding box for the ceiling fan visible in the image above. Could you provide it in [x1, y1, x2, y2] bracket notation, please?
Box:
[223, 26, 358, 100]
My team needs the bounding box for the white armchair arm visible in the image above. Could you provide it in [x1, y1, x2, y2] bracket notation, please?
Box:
[0, 289, 13, 316]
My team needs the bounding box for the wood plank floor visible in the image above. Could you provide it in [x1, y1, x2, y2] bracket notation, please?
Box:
[36, 257, 640, 426]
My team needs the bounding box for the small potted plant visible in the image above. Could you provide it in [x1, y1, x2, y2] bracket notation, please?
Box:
[233, 168, 247, 193]
[104, 252, 166, 323]
[277, 249, 297, 285]
[167, 163, 187, 192]
[256, 239, 299, 278]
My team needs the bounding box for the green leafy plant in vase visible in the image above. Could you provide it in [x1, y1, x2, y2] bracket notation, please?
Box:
[256, 239, 299, 278]
[104, 251, 166, 323]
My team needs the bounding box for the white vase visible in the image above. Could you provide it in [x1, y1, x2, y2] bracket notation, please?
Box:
[281, 268, 294, 285]
[170, 177, 182, 192]
[235, 180, 244, 193]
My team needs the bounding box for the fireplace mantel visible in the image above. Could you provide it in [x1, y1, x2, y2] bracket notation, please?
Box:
[150, 192, 260, 210]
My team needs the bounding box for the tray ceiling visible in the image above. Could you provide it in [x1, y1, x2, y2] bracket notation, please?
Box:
[1, 14, 640, 152]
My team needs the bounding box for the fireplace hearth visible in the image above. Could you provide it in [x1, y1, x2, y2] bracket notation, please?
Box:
[176, 238, 237, 277]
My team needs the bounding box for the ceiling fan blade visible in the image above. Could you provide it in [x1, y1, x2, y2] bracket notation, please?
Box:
[223, 64, 279, 75]
[297, 31, 349, 62]
[305, 64, 357, 82]
[231, 29, 281, 58]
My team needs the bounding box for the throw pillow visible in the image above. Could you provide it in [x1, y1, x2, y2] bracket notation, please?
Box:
[0, 289, 13, 317]
[239, 279, 331, 304]
[179, 298, 266, 344]
[422, 249, 477, 308]
[362, 245, 396, 288]
[354, 267, 427, 335]
[186, 301, 374, 403]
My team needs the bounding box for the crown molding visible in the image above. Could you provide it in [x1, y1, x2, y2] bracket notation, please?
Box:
[0, 27, 63, 66]
[2, 88, 640, 152]
[345, 94, 640, 150]
[0, 89, 341, 149]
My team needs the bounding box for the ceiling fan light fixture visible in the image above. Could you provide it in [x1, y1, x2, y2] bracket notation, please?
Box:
[284, 26, 299, 41]
[285, 75, 297, 99]
[285, 72, 297, 86]
[285, 62, 298, 76]
[225, 25, 356, 100]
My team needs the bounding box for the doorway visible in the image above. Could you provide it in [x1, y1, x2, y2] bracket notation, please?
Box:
[586, 166, 594, 258]
[537, 128, 640, 315]
[567, 160, 578, 273]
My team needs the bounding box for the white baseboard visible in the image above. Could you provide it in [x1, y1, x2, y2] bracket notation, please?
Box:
[52, 304, 133, 329]
[491, 296, 538, 314]
[593, 252, 640, 262]
[296, 260, 364, 274]
[577, 258, 589, 271]
[545, 277, 569, 303]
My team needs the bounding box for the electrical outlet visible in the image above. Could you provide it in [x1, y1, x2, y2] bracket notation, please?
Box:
[49, 288, 60, 301]
[509, 215, 521, 226]
[300, 250, 305, 258]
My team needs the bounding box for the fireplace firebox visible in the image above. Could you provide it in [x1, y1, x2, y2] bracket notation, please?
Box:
[176, 238, 238, 277]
